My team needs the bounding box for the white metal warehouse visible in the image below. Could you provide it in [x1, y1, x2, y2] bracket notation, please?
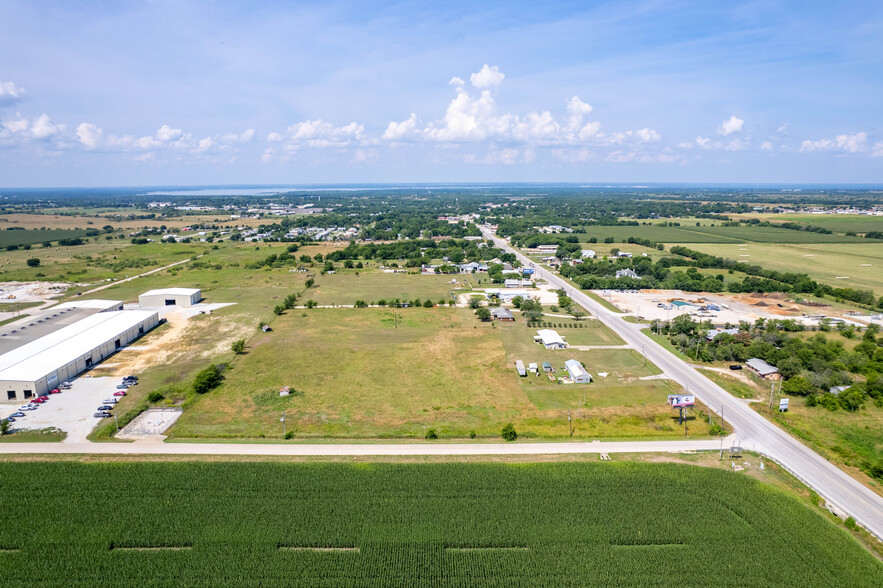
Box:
[139, 287, 202, 307]
[0, 310, 159, 401]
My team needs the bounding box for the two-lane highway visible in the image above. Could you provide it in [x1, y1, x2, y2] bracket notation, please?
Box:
[483, 227, 883, 540]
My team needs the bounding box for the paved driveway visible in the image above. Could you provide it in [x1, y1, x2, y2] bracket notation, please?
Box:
[0, 377, 122, 442]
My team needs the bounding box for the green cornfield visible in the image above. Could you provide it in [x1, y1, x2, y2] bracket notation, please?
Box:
[0, 461, 879, 587]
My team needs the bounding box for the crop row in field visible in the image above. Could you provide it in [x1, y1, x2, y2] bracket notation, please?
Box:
[0, 228, 87, 247]
[0, 462, 879, 587]
[577, 224, 869, 244]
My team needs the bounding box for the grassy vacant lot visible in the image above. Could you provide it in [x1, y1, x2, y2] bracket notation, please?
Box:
[309, 271, 461, 306]
[757, 398, 883, 498]
[170, 307, 719, 440]
[686, 242, 883, 294]
[0, 461, 879, 587]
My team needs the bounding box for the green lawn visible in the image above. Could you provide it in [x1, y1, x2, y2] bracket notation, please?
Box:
[0, 228, 87, 247]
[0, 461, 879, 587]
[738, 213, 883, 235]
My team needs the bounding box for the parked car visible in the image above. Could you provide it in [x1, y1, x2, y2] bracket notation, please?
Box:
[48, 388, 61, 394]
[4, 416, 15, 423]
[103, 398, 118, 404]
[30, 397, 46, 404]
[10, 412, 25, 418]
[116, 384, 130, 390]
[97, 405, 114, 412]
[59, 382, 72, 389]
[729, 365, 743, 371]
[124, 375, 139, 382]
[94, 412, 111, 418]
[112, 391, 127, 397]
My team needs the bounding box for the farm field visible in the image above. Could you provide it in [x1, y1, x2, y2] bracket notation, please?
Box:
[685, 242, 883, 295]
[735, 213, 883, 235]
[0, 228, 87, 248]
[574, 224, 868, 244]
[0, 461, 879, 587]
[168, 307, 720, 440]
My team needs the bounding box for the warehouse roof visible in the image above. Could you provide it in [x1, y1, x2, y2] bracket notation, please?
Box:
[140, 287, 201, 296]
[51, 299, 123, 311]
[0, 310, 157, 382]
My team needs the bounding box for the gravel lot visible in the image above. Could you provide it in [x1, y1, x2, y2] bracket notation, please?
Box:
[0, 377, 123, 442]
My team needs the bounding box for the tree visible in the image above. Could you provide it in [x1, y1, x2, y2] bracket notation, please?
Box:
[468, 297, 482, 309]
[782, 375, 815, 396]
[423, 299, 434, 308]
[0, 418, 9, 436]
[306, 300, 317, 308]
[572, 307, 586, 321]
[231, 339, 246, 355]
[475, 308, 491, 321]
[501, 422, 518, 441]
[425, 428, 438, 440]
[193, 365, 223, 394]
[777, 357, 803, 380]
[26, 258, 40, 267]
[354, 299, 368, 308]
[305, 278, 315, 288]
[147, 391, 164, 403]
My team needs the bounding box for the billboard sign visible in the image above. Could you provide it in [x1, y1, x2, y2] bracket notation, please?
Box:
[668, 394, 695, 407]
[779, 398, 789, 412]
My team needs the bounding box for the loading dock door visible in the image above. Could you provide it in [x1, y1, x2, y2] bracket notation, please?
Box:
[115, 339, 121, 349]
[165, 299, 176, 306]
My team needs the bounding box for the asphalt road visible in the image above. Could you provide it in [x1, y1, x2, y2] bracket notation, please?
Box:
[482, 227, 883, 540]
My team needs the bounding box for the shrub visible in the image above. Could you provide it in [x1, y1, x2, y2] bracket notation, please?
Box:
[425, 429, 438, 440]
[193, 365, 224, 394]
[147, 391, 164, 403]
[501, 423, 518, 441]
[26, 258, 40, 267]
[284, 431, 294, 439]
[231, 339, 246, 355]
[469, 430, 477, 439]
[709, 424, 725, 436]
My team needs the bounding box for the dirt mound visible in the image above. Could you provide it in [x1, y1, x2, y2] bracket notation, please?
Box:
[754, 301, 769, 307]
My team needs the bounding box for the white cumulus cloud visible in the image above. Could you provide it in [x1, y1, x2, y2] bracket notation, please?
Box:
[470, 64, 505, 88]
[872, 142, 883, 157]
[717, 115, 744, 136]
[382, 113, 418, 140]
[30, 113, 64, 139]
[76, 122, 103, 149]
[0, 81, 26, 106]
[799, 132, 868, 153]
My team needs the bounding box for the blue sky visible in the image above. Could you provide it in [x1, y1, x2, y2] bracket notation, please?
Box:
[1, 0, 881, 186]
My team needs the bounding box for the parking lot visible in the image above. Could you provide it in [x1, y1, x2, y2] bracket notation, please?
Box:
[0, 377, 124, 442]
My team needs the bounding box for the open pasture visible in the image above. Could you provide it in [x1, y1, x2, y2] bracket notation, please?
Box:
[736, 213, 883, 235]
[686, 242, 883, 294]
[169, 307, 719, 440]
[0, 461, 879, 587]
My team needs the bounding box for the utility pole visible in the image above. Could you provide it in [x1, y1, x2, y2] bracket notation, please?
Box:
[281, 411, 286, 437]
[768, 380, 775, 411]
[568, 410, 572, 437]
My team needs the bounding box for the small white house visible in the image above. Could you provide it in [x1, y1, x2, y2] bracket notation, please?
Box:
[581, 249, 596, 259]
[504, 279, 521, 288]
[615, 268, 640, 279]
[139, 288, 202, 308]
[564, 359, 592, 383]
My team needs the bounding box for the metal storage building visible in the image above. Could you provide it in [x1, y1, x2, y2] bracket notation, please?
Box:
[515, 360, 527, 377]
[0, 310, 159, 401]
[139, 288, 202, 307]
[564, 359, 592, 384]
[535, 329, 567, 349]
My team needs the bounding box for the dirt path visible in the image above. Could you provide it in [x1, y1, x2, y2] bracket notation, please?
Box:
[95, 310, 195, 376]
[80, 257, 196, 296]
